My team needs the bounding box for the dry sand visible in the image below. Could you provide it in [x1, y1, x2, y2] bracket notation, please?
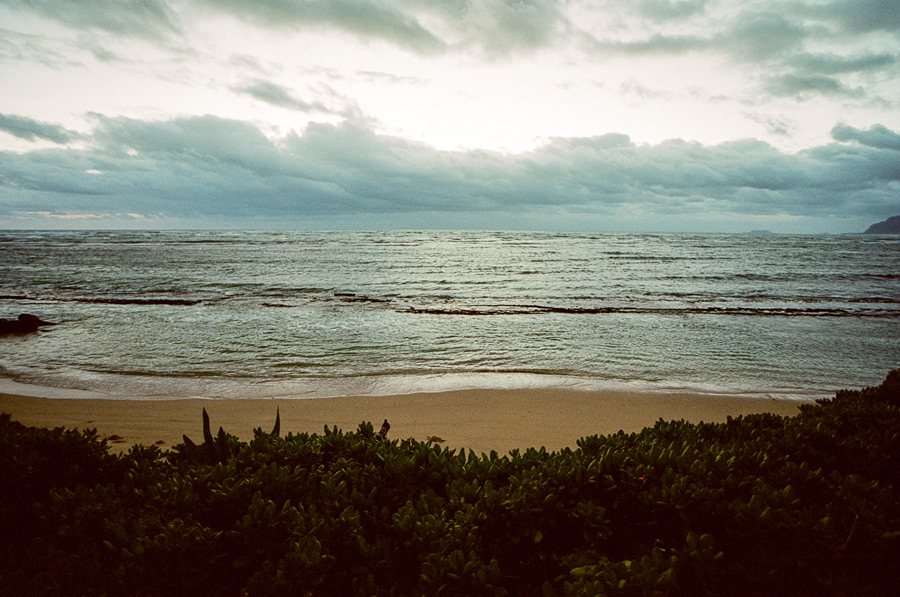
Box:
[1, 388, 808, 455]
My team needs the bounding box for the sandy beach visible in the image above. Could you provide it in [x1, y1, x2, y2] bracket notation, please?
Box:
[1, 388, 807, 455]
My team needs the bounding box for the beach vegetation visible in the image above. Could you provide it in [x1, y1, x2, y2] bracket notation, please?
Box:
[1, 370, 899, 595]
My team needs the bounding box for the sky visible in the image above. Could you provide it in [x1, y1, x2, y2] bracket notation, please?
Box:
[1, 0, 899, 232]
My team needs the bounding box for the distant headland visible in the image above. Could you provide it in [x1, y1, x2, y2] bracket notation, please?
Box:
[864, 215, 900, 234]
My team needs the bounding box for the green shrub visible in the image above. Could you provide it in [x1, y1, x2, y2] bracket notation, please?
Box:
[2, 371, 899, 595]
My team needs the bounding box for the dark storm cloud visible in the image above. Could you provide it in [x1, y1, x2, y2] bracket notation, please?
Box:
[1, 0, 181, 40]
[1, 114, 898, 227]
[0, 113, 80, 143]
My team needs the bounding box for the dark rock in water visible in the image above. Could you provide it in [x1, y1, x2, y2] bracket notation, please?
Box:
[0, 313, 55, 336]
[864, 215, 900, 234]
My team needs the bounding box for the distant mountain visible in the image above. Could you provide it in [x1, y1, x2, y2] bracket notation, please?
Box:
[864, 216, 900, 234]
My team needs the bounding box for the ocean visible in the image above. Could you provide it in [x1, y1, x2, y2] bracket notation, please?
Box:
[1, 230, 897, 401]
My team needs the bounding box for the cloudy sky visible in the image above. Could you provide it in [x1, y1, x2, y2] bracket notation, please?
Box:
[1, 0, 899, 232]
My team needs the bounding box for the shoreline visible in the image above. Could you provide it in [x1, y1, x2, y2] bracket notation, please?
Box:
[0, 388, 809, 455]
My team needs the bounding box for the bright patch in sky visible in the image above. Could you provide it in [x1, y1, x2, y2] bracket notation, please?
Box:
[0, 0, 899, 231]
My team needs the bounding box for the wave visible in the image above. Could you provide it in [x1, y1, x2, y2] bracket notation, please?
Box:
[80, 297, 203, 306]
[0, 293, 203, 306]
[333, 293, 391, 304]
[849, 297, 900, 304]
[7, 290, 898, 315]
[401, 304, 900, 318]
[666, 272, 900, 283]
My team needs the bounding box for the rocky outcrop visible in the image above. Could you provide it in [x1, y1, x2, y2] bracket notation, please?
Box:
[0, 313, 55, 336]
[864, 215, 900, 234]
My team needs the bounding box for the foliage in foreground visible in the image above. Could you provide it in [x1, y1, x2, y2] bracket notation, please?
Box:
[2, 371, 900, 596]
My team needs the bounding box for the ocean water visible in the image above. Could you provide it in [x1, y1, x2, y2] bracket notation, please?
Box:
[1, 230, 897, 400]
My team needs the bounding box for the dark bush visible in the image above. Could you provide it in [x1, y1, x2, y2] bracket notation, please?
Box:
[2, 370, 899, 595]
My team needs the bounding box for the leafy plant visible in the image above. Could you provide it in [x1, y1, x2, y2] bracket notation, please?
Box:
[2, 371, 899, 596]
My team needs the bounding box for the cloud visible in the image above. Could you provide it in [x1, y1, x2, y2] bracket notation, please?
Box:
[21, 211, 124, 220]
[2, 0, 576, 57]
[88, 113, 285, 177]
[575, 3, 897, 105]
[438, 0, 571, 55]
[193, 0, 576, 56]
[790, 52, 897, 75]
[800, 0, 900, 34]
[1, 0, 181, 40]
[75, 35, 121, 62]
[196, 0, 445, 53]
[723, 11, 898, 101]
[0, 28, 81, 68]
[1, 114, 898, 230]
[724, 12, 807, 62]
[234, 79, 328, 113]
[744, 112, 796, 137]
[593, 33, 711, 55]
[5, 0, 897, 79]
[619, 79, 671, 105]
[582, 8, 807, 60]
[763, 73, 864, 99]
[0, 113, 80, 143]
[832, 123, 900, 151]
[636, 0, 708, 21]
